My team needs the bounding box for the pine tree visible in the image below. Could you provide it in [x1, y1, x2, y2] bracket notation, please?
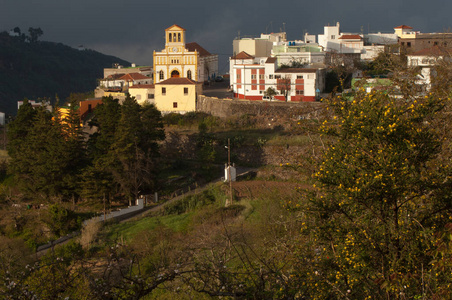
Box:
[109, 96, 165, 206]
[81, 96, 121, 201]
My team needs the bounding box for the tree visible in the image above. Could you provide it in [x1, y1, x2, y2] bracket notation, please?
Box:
[13, 27, 21, 36]
[277, 76, 291, 101]
[88, 96, 165, 206]
[7, 99, 36, 160]
[7, 99, 87, 200]
[264, 87, 277, 99]
[58, 97, 87, 199]
[28, 27, 43, 42]
[301, 89, 452, 298]
[114, 97, 164, 205]
[82, 96, 121, 201]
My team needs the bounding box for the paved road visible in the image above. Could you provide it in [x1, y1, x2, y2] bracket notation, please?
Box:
[35, 166, 257, 256]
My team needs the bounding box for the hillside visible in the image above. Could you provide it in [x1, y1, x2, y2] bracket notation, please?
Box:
[0, 31, 129, 115]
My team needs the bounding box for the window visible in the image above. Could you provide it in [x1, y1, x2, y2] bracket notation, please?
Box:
[162, 87, 166, 95]
[331, 35, 335, 39]
[407, 42, 411, 47]
[169, 33, 172, 42]
[275, 75, 281, 79]
[296, 90, 304, 95]
[159, 70, 164, 80]
[259, 74, 265, 80]
[297, 75, 303, 79]
[187, 70, 192, 79]
[237, 74, 241, 79]
[178, 33, 181, 42]
[173, 102, 178, 108]
[148, 93, 154, 99]
[184, 87, 188, 95]
[251, 74, 257, 80]
[269, 74, 274, 79]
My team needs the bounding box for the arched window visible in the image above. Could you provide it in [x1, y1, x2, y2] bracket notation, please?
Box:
[173, 33, 177, 42]
[159, 70, 164, 80]
[178, 33, 181, 42]
[187, 70, 192, 79]
[171, 70, 180, 78]
[169, 33, 172, 42]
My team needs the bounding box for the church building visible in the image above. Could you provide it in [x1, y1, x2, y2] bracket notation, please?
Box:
[153, 24, 218, 84]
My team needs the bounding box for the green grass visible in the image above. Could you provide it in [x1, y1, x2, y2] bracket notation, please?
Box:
[104, 212, 194, 242]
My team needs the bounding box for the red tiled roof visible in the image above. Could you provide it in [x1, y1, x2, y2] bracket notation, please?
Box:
[119, 73, 150, 81]
[339, 35, 362, 40]
[409, 45, 452, 56]
[394, 25, 413, 29]
[186, 42, 212, 56]
[106, 73, 125, 80]
[129, 84, 155, 89]
[156, 77, 200, 85]
[231, 51, 254, 59]
[266, 57, 277, 63]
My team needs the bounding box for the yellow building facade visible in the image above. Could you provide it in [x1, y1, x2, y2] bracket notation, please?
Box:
[153, 25, 198, 83]
[153, 24, 218, 84]
[155, 77, 202, 114]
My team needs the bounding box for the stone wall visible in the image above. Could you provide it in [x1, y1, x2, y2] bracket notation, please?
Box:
[197, 95, 325, 119]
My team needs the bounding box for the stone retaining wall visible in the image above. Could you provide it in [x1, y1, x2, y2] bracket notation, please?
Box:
[197, 95, 325, 119]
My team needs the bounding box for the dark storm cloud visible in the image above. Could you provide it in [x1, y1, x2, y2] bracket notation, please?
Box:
[1, 0, 451, 66]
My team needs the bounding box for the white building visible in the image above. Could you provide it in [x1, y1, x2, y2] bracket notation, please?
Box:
[233, 32, 286, 57]
[229, 52, 325, 102]
[318, 22, 398, 60]
[103, 64, 153, 79]
[407, 46, 451, 89]
[272, 42, 326, 66]
[99, 72, 152, 90]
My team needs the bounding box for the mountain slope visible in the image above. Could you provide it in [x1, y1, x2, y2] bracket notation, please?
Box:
[0, 32, 130, 115]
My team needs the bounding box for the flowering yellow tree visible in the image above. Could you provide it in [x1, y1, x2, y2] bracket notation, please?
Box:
[303, 89, 452, 298]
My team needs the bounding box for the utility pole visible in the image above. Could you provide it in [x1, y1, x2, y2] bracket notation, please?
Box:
[227, 138, 233, 206]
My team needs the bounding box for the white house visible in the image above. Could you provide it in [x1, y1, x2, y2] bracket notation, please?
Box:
[229, 52, 325, 102]
[99, 72, 152, 90]
[407, 46, 451, 89]
[271, 42, 326, 66]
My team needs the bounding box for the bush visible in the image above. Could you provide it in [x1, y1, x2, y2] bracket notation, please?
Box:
[80, 219, 101, 249]
[42, 204, 81, 237]
[163, 188, 222, 215]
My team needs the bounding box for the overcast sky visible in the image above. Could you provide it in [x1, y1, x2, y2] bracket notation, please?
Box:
[1, 0, 451, 74]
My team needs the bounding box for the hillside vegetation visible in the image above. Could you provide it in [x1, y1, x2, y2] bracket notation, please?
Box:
[0, 31, 129, 115]
[1, 49, 452, 299]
